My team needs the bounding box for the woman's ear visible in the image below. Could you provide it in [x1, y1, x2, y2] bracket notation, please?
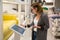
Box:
[35, 8, 38, 12]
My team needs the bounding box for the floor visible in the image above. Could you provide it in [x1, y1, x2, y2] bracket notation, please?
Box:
[9, 27, 60, 40]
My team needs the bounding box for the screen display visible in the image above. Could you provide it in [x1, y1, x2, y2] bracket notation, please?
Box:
[11, 25, 25, 34]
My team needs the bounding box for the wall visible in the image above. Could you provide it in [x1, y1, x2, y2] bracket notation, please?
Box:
[0, 0, 3, 40]
[55, 0, 60, 9]
[45, 0, 54, 2]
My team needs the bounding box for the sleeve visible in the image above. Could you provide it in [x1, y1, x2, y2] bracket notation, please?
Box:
[43, 14, 49, 30]
[26, 14, 36, 28]
[22, 20, 27, 25]
[26, 21, 34, 28]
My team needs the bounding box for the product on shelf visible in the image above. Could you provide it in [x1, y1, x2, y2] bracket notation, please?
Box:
[50, 16, 60, 37]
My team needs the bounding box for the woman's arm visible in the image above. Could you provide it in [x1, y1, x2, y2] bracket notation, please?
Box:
[43, 14, 49, 30]
[26, 15, 36, 28]
[26, 21, 34, 28]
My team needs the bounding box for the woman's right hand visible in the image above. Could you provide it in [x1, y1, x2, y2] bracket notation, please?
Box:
[20, 24, 25, 27]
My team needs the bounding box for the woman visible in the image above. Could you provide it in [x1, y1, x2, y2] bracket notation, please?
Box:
[27, 2, 49, 40]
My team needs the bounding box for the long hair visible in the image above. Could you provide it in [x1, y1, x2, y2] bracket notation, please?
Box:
[31, 2, 43, 13]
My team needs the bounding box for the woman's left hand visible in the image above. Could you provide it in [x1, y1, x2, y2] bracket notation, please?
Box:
[33, 26, 41, 29]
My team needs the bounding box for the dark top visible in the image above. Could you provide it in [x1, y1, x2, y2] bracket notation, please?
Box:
[27, 13, 49, 40]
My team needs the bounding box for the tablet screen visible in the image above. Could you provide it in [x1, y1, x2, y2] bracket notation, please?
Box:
[11, 25, 25, 35]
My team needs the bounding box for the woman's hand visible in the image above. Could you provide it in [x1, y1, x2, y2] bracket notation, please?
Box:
[33, 26, 41, 29]
[20, 24, 25, 27]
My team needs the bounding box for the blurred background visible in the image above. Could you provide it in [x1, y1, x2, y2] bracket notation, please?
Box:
[0, 0, 60, 40]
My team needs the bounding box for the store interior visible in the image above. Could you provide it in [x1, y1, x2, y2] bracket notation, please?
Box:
[0, 0, 60, 40]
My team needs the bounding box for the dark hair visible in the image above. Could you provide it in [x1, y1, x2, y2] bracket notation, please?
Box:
[31, 2, 43, 13]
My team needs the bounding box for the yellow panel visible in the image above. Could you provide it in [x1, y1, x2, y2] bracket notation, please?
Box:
[3, 13, 17, 20]
[3, 13, 18, 40]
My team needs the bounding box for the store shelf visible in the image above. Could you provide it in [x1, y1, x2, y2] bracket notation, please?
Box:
[42, 5, 54, 8]
[3, 1, 19, 4]
[3, 1, 30, 5]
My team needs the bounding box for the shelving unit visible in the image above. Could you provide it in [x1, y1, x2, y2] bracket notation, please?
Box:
[3, 0, 31, 40]
[3, 1, 18, 14]
[3, 1, 19, 4]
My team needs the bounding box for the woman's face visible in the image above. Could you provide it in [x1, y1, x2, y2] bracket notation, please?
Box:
[31, 7, 37, 14]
